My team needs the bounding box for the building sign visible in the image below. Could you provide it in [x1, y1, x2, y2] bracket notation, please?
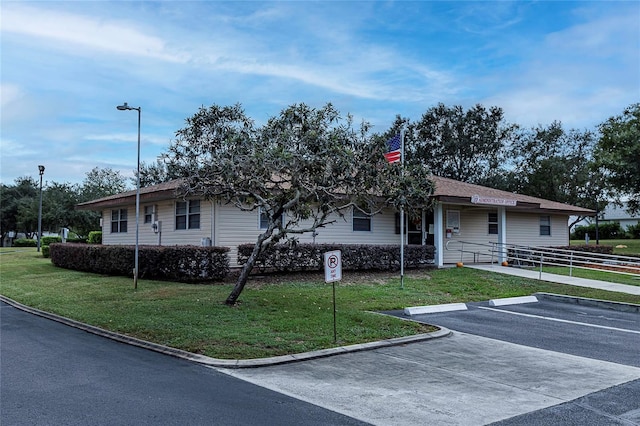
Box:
[471, 195, 517, 206]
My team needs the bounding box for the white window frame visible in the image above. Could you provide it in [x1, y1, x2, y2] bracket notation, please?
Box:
[110, 209, 127, 233]
[143, 205, 154, 224]
[176, 200, 201, 230]
[352, 207, 372, 232]
[488, 212, 499, 235]
[540, 215, 551, 236]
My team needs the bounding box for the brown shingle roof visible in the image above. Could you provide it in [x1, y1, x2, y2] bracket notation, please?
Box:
[76, 175, 595, 216]
[430, 176, 595, 215]
[75, 179, 184, 210]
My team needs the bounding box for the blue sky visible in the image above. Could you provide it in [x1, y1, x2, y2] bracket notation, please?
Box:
[1, 1, 638, 186]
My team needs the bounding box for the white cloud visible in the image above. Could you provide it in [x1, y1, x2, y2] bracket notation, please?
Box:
[1, 5, 189, 63]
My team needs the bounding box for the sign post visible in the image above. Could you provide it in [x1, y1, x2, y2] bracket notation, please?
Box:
[324, 250, 342, 342]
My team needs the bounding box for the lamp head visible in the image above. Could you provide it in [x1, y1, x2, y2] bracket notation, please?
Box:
[38, 165, 45, 175]
[117, 102, 131, 111]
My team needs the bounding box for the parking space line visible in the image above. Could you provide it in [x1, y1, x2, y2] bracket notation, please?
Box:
[476, 306, 640, 334]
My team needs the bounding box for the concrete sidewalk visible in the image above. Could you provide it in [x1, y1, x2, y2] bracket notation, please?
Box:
[467, 263, 640, 295]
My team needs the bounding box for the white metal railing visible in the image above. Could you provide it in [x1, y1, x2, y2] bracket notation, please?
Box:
[445, 240, 640, 281]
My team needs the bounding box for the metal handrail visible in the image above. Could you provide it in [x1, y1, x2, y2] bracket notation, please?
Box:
[445, 240, 640, 280]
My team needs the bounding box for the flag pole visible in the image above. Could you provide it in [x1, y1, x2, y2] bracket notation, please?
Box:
[400, 129, 405, 290]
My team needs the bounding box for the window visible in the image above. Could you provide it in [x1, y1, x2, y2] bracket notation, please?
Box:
[259, 207, 285, 229]
[144, 205, 154, 224]
[176, 200, 200, 230]
[353, 207, 371, 232]
[488, 212, 498, 235]
[111, 209, 127, 233]
[540, 215, 551, 236]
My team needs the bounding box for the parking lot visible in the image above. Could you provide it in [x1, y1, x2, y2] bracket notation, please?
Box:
[222, 294, 640, 425]
[394, 293, 640, 367]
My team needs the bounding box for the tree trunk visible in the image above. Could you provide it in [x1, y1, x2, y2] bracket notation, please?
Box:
[225, 235, 267, 305]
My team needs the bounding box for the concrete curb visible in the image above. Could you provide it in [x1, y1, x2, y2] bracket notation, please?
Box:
[404, 302, 468, 315]
[534, 292, 640, 313]
[0, 295, 451, 369]
[489, 295, 538, 307]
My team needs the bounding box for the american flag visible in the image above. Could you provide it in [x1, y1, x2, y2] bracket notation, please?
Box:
[383, 133, 401, 164]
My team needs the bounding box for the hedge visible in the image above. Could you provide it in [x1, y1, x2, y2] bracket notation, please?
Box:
[49, 244, 230, 282]
[237, 243, 436, 273]
[88, 231, 102, 244]
[42, 236, 62, 246]
[13, 238, 36, 247]
[553, 245, 614, 255]
[627, 223, 640, 239]
[572, 223, 626, 240]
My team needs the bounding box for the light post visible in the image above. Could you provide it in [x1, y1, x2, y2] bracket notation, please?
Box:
[116, 102, 141, 289]
[37, 165, 45, 252]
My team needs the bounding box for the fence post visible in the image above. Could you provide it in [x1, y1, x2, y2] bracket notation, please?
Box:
[539, 253, 543, 280]
[569, 252, 573, 277]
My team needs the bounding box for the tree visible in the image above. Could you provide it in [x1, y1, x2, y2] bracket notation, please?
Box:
[0, 177, 39, 241]
[136, 157, 180, 187]
[166, 103, 433, 305]
[595, 103, 640, 215]
[74, 167, 129, 237]
[505, 122, 604, 227]
[80, 167, 128, 202]
[410, 103, 513, 184]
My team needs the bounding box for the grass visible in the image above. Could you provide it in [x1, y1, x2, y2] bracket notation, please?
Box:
[540, 265, 640, 286]
[570, 239, 640, 256]
[2, 248, 640, 359]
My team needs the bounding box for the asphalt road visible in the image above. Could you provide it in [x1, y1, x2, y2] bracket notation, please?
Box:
[0, 301, 366, 426]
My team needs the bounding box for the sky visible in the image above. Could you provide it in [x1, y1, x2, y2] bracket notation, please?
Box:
[1, 1, 639, 187]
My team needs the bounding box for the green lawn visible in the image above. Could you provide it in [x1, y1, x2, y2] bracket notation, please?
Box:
[570, 239, 640, 256]
[2, 248, 639, 359]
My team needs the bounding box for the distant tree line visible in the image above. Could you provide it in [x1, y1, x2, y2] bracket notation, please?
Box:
[1, 167, 127, 243]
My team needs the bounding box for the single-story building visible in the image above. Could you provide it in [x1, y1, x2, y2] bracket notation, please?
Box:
[76, 176, 594, 267]
[572, 202, 639, 233]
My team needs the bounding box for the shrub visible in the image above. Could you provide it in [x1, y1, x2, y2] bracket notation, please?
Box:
[87, 231, 102, 244]
[67, 237, 87, 244]
[572, 222, 625, 240]
[49, 244, 230, 282]
[13, 238, 36, 247]
[42, 245, 50, 258]
[626, 223, 640, 239]
[42, 236, 62, 246]
[237, 243, 436, 273]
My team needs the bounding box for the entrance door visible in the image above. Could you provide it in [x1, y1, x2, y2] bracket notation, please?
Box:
[408, 214, 422, 245]
[425, 210, 435, 245]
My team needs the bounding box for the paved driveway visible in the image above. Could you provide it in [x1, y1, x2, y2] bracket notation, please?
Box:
[222, 297, 640, 425]
[221, 332, 640, 425]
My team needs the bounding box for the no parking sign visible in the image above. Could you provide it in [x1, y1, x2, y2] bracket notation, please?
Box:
[324, 250, 342, 283]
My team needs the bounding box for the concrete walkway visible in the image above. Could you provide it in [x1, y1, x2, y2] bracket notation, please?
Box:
[467, 263, 640, 295]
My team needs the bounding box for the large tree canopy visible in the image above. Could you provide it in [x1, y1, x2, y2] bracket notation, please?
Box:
[409, 103, 513, 184]
[595, 103, 640, 214]
[166, 103, 434, 305]
[506, 121, 604, 220]
[80, 167, 128, 202]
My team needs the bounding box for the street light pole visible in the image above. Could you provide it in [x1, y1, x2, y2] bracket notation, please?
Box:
[117, 102, 141, 289]
[37, 165, 45, 252]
